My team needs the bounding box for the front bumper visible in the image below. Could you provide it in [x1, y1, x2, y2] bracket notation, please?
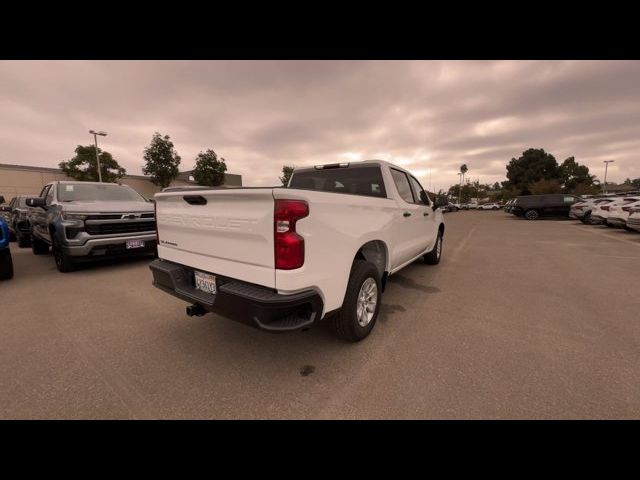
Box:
[63, 233, 157, 257]
[149, 259, 323, 333]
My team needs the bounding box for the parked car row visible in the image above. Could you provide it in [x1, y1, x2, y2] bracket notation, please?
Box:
[503, 192, 640, 234]
[0, 181, 158, 273]
[569, 194, 640, 231]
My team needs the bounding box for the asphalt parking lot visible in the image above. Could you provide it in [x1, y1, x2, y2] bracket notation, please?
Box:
[1, 211, 639, 419]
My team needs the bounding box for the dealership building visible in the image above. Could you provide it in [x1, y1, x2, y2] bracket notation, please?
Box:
[0, 163, 242, 202]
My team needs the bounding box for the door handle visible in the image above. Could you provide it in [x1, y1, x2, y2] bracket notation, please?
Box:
[403, 212, 412, 217]
[423, 212, 429, 216]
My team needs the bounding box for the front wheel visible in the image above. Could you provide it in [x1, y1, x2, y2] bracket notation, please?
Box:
[52, 237, 75, 272]
[332, 260, 381, 342]
[525, 209, 539, 220]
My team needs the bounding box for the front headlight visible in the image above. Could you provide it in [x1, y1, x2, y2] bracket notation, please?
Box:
[61, 213, 88, 221]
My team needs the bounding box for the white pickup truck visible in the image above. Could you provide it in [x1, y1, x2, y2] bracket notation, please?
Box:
[149, 160, 445, 341]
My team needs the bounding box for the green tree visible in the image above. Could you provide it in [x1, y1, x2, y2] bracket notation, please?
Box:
[192, 149, 227, 186]
[506, 148, 561, 194]
[59, 145, 126, 183]
[280, 165, 295, 186]
[528, 179, 563, 195]
[559, 156, 595, 193]
[142, 132, 181, 188]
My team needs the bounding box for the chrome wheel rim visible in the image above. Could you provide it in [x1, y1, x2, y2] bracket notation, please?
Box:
[436, 236, 442, 258]
[356, 278, 378, 327]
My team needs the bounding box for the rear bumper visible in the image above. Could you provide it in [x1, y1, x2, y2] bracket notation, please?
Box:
[606, 217, 627, 227]
[590, 215, 607, 224]
[626, 220, 640, 231]
[149, 259, 324, 333]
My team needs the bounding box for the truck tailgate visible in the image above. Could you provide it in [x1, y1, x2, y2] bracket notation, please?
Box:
[154, 189, 276, 288]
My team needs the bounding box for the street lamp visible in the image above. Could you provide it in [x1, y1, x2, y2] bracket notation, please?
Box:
[89, 130, 107, 182]
[603, 160, 614, 194]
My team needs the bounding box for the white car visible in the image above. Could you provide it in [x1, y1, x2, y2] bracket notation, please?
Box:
[478, 203, 500, 210]
[149, 160, 445, 342]
[570, 198, 610, 222]
[626, 207, 640, 232]
[606, 198, 640, 228]
[590, 196, 640, 226]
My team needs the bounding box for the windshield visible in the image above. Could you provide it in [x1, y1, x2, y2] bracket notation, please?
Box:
[57, 183, 145, 202]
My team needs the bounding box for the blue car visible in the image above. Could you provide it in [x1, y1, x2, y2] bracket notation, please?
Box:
[0, 217, 14, 280]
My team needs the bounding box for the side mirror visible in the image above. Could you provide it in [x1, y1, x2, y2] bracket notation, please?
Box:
[0, 205, 11, 212]
[433, 198, 446, 210]
[26, 197, 46, 208]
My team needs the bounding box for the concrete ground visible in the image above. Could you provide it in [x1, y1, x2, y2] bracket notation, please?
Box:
[1, 211, 639, 419]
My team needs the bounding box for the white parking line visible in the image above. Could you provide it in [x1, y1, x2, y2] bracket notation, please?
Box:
[576, 226, 640, 248]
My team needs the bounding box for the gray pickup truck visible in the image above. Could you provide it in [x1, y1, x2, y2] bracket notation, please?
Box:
[26, 181, 157, 272]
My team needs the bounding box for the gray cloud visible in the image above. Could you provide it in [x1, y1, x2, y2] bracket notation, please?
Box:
[1, 60, 639, 192]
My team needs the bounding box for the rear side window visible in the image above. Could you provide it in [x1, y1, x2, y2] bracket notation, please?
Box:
[390, 169, 415, 204]
[289, 166, 387, 198]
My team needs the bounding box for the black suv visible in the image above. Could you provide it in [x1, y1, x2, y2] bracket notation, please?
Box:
[510, 194, 583, 220]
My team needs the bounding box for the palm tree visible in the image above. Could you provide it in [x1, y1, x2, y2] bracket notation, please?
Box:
[460, 164, 468, 184]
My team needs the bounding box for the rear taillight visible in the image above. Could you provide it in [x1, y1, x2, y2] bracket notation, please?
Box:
[576, 206, 584, 210]
[274, 199, 309, 270]
[622, 206, 632, 212]
[154, 200, 159, 243]
[601, 205, 610, 211]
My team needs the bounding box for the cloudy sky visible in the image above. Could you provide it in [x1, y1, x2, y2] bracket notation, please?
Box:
[1, 60, 639, 191]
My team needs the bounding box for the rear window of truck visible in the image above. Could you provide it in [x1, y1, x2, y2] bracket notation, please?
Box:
[289, 166, 387, 198]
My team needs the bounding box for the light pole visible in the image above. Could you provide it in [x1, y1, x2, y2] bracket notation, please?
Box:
[603, 160, 614, 194]
[89, 130, 107, 182]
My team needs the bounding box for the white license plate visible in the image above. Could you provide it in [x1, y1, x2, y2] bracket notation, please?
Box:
[126, 239, 145, 249]
[194, 270, 217, 295]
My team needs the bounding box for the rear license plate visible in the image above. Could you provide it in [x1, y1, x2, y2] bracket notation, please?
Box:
[194, 270, 217, 294]
[126, 239, 145, 249]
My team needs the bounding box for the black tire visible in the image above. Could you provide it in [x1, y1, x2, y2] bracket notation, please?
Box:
[31, 235, 49, 255]
[0, 248, 14, 280]
[9, 230, 16, 242]
[332, 260, 382, 342]
[524, 209, 539, 220]
[424, 230, 443, 265]
[16, 231, 30, 248]
[582, 211, 591, 224]
[52, 236, 75, 272]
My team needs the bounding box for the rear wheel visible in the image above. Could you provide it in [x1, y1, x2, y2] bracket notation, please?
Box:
[16, 230, 30, 248]
[424, 231, 443, 265]
[31, 235, 49, 255]
[0, 249, 14, 280]
[52, 237, 75, 272]
[525, 209, 539, 220]
[332, 260, 381, 342]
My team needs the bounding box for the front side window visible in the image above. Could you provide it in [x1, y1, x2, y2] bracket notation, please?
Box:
[390, 169, 415, 204]
[409, 176, 430, 205]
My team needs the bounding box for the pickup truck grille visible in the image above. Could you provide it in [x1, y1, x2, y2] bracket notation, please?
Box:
[85, 221, 155, 235]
